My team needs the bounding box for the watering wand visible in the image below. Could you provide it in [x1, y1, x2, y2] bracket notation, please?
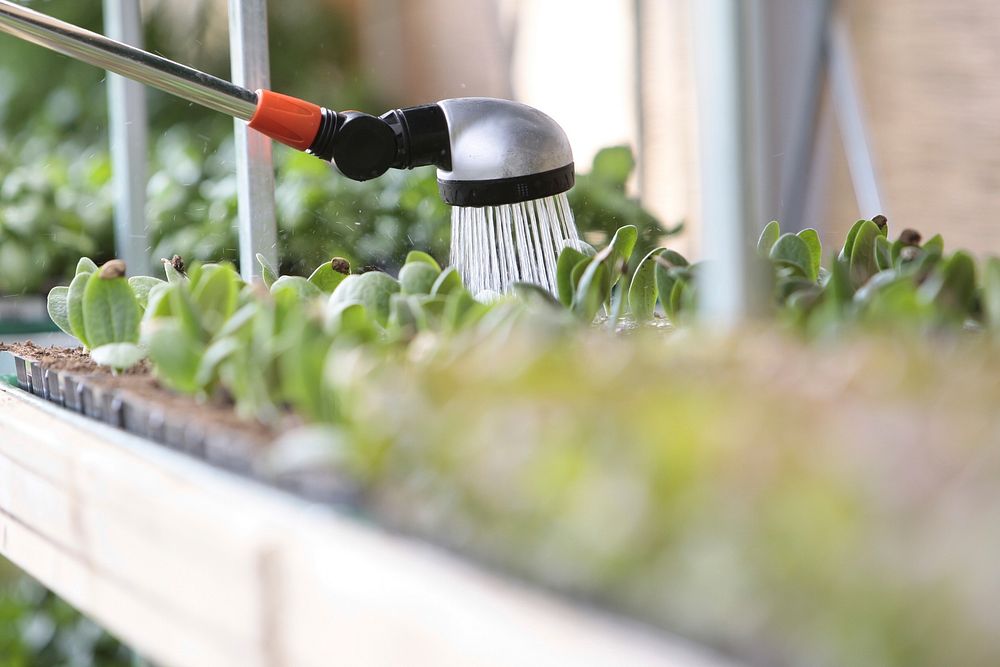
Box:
[0, 0, 579, 294]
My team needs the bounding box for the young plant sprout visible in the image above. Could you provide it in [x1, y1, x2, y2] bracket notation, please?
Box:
[47, 259, 150, 371]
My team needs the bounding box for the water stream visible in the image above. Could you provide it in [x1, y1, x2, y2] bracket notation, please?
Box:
[450, 193, 579, 296]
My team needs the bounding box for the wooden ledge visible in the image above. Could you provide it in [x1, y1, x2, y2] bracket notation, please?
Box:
[0, 383, 736, 667]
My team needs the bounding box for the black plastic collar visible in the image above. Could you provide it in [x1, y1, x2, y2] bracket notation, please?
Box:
[438, 163, 575, 207]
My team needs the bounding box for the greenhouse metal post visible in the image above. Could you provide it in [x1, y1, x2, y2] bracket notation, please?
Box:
[692, 0, 763, 326]
[229, 0, 278, 281]
[103, 0, 150, 277]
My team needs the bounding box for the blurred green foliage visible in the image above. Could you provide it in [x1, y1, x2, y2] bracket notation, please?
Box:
[0, 135, 114, 294]
[0, 559, 145, 666]
[325, 326, 1000, 667]
[569, 145, 681, 256]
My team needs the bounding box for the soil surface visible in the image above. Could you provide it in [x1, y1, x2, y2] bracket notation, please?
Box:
[1, 341, 279, 445]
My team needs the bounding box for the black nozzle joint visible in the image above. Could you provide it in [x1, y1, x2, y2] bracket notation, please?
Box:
[307, 104, 451, 182]
[307, 108, 397, 182]
[381, 104, 452, 172]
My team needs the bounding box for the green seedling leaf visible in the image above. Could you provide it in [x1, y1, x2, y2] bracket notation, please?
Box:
[169, 283, 204, 341]
[890, 239, 905, 267]
[561, 239, 597, 257]
[144, 283, 174, 320]
[76, 257, 98, 275]
[918, 250, 976, 317]
[628, 247, 666, 321]
[572, 258, 610, 321]
[778, 276, 820, 304]
[404, 250, 441, 271]
[67, 271, 93, 348]
[90, 343, 145, 371]
[874, 235, 892, 271]
[308, 258, 351, 293]
[770, 233, 815, 280]
[512, 282, 562, 308]
[797, 228, 822, 279]
[279, 324, 334, 422]
[186, 262, 205, 287]
[272, 275, 323, 301]
[661, 249, 690, 268]
[758, 220, 780, 256]
[607, 225, 638, 286]
[399, 262, 440, 295]
[389, 293, 429, 334]
[143, 319, 203, 394]
[668, 278, 690, 319]
[826, 255, 856, 310]
[569, 258, 590, 295]
[217, 303, 257, 338]
[129, 276, 166, 310]
[557, 246, 589, 306]
[325, 301, 378, 340]
[431, 266, 463, 296]
[839, 220, 868, 261]
[194, 264, 241, 334]
[83, 261, 141, 348]
[654, 262, 677, 317]
[923, 234, 944, 256]
[417, 295, 448, 326]
[329, 271, 400, 326]
[853, 269, 905, 305]
[161, 256, 187, 284]
[849, 220, 882, 287]
[873, 214, 889, 237]
[46, 286, 72, 338]
[983, 257, 1000, 330]
[256, 253, 279, 288]
[444, 289, 489, 332]
[196, 337, 243, 387]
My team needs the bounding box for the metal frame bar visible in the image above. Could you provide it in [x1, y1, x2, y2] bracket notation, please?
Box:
[229, 0, 278, 281]
[103, 0, 149, 276]
[692, 0, 762, 326]
[828, 10, 884, 218]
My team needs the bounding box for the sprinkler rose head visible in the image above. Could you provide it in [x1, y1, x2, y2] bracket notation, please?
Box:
[430, 97, 575, 207]
[256, 94, 580, 295]
[380, 98, 579, 295]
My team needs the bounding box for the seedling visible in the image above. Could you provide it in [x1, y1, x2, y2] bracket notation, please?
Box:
[47, 259, 144, 370]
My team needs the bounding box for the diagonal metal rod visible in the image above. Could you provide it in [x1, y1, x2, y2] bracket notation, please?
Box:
[0, 0, 257, 120]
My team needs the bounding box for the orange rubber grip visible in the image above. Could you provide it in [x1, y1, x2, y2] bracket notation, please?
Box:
[247, 89, 323, 151]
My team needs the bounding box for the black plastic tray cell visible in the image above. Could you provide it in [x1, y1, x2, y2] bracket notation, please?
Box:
[205, 434, 254, 475]
[162, 419, 187, 451]
[44, 369, 62, 406]
[62, 375, 83, 413]
[181, 425, 207, 458]
[121, 398, 150, 438]
[102, 393, 124, 428]
[146, 409, 167, 445]
[80, 381, 103, 421]
[29, 362, 45, 398]
[14, 356, 28, 390]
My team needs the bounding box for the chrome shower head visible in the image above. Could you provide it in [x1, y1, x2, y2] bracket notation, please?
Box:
[431, 97, 575, 206]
